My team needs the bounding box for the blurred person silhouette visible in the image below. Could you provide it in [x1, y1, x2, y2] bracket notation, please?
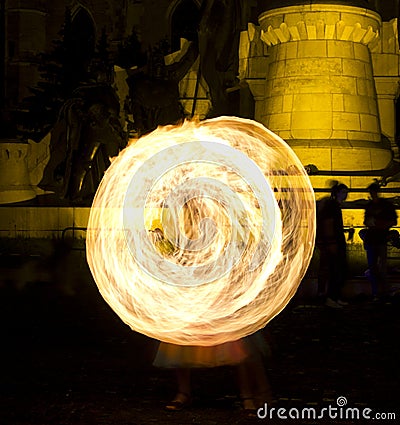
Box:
[316, 182, 349, 309]
[361, 182, 397, 300]
[153, 332, 272, 413]
[149, 208, 272, 413]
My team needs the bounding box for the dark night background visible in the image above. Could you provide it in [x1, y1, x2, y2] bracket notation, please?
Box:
[1, 1, 400, 424]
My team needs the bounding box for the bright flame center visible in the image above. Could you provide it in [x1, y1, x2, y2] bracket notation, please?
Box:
[86, 117, 316, 346]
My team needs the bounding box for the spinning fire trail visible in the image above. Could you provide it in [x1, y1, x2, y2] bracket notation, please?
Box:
[86, 117, 316, 346]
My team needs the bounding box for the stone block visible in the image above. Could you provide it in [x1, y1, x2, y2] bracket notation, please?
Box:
[291, 146, 332, 170]
[73, 208, 90, 229]
[356, 78, 368, 96]
[26, 207, 58, 231]
[285, 57, 342, 77]
[332, 94, 344, 111]
[276, 60, 286, 78]
[293, 93, 331, 111]
[277, 130, 291, 140]
[271, 77, 293, 95]
[332, 147, 372, 171]
[268, 113, 291, 130]
[344, 94, 370, 113]
[368, 100, 378, 116]
[333, 112, 360, 130]
[265, 15, 284, 30]
[331, 130, 347, 139]
[248, 57, 268, 79]
[239, 31, 250, 59]
[59, 207, 74, 231]
[341, 12, 378, 30]
[275, 44, 286, 61]
[342, 59, 366, 77]
[297, 21, 308, 40]
[238, 58, 249, 79]
[340, 25, 356, 41]
[360, 114, 380, 133]
[294, 78, 333, 94]
[248, 80, 266, 99]
[292, 111, 332, 129]
[297, 40, 327, 58]
[195, 101, 212, 118]
[364, 62, 374, 80]
[352, 24, 367, 44]
[372, 54, 399, 77]
[266, 95, 284, 114]
[308, 175, 333, 188]
[282, 95, 293, 112]
[267, 46, 277, 62]
[353, 43, 370, 62]
[286, 42, 298, 59]
[382, 22, 397, 54]
[259, 114, 270, 128]
[254, 100, 266, 120]
[306, 24, 317, 40]
[330, 76, 357, 94]
[263, 98, 272, 115]
[347, 131, 380, 142]
[267, 60, 278, 78]
[0, 208, 15, 237]
[288, 25, 301, 41]
[292, 94, 309, 111]
[310, 129, 333, 139]
[316, 20, 325, 39]
[374, 77, 399, 96]
[0, 207, 20, 237]
[282, 13, 304, 28]
[290, 129, 311, 139]
[365, 79, 375, 97]
[370, 148, 393, 170]
[325, 24, 335, 39]
[327, 40, 354, 58]
[250, 41, 265, 57]
[311, 94, 332, 111]
[303, 10, 340, 23]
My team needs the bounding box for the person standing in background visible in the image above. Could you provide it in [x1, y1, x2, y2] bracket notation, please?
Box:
[316, 182, 349, 309]
[362, 183, 397, 300]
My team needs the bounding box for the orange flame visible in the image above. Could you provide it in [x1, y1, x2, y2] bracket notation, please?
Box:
[86, 117, 316, 346]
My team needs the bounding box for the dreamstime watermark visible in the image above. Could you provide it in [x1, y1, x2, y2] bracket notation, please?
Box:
[257, 396, 396, 421]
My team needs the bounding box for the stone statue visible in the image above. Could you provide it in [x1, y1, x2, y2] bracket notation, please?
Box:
[126, 42, 198, 136]
[198, 0, 257, 117]
[39, 83, 126, 204]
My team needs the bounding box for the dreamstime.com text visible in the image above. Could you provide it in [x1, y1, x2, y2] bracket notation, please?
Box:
[257, 397, 396, 421]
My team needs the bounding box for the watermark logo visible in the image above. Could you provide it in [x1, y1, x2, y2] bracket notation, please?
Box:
[257, 396, 396, 421]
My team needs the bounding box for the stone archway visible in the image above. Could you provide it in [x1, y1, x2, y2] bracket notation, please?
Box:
[169, 0, 201, 52]
[69, 7, 96, 86]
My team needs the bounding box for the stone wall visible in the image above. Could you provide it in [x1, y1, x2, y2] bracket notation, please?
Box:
[254, 4, 393, 173]
[237, 3, 400, 201]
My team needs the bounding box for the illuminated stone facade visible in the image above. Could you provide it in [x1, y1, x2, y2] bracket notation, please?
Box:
[240, 4, 400, 178]
[2, 1, 400, 204]
[236, 2, 400, 262]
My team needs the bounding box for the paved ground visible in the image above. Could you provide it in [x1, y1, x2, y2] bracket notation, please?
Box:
[0, 247, 399, 425]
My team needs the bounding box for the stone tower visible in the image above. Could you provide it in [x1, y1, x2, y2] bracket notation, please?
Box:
[239, 0, 400, 200]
